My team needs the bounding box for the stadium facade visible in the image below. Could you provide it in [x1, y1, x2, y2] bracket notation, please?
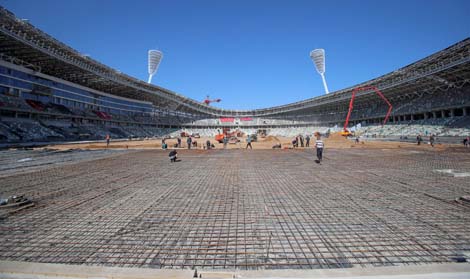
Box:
[1, 7, 470, 142]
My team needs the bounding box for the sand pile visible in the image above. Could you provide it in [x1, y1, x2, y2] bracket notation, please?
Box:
[261, 135, 280, 142]
[319, 132, 353, 148]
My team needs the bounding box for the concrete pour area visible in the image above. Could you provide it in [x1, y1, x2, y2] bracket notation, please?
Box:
[0, 147, 469, 276]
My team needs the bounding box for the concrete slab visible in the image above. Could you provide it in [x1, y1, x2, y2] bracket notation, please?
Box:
[0, 260, 192, 279]
[0, 261, 469, 279]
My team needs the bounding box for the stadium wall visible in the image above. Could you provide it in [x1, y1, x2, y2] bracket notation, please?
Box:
[1, 5, 470, 142]
[1, 56, 470, 143]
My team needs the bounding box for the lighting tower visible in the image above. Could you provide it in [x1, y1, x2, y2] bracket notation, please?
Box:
[310, 49, 329, 94]
[148, 50, 163, 84]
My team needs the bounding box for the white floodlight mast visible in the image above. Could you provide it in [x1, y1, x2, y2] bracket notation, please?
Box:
[148, 50, 163, 84]
[310, 49, 329, 94]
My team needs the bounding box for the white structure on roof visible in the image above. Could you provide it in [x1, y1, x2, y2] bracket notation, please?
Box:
[147, 50, 163, 84]
[310, 49, 329, 94]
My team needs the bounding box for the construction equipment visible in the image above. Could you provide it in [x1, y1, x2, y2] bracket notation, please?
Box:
[203, 95, 221, 105]
[340, 130, 352, 137]
[215, 128, 243, 143]
[215, 134, 225, 143]
[228, 136, 240, 144]
[0, 195, 34, 219]
[343, 85, 392, 136]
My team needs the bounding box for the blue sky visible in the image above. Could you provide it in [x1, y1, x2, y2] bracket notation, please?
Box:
[1, 0, 469, 109]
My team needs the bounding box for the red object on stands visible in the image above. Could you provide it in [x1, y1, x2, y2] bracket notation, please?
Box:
[93, 110, 112, 120]
[220, 117, 234, 123]
[344, 86, 392, 131]
[25, 99, 46, 111]
[203, 95, 221, 105]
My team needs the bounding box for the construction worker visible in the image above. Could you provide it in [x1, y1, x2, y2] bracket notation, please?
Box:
[177, 137, 182, 148]
[169, 150, 178, 162]
[246, 135, 253, 149]
[105, 134, 110, 148]
[292, 137, 297, 148]
[223, 135, 228, 149]
[314, 132, 324, 163]
[187, 136, 192, 149]
[305, 135, 310, 147]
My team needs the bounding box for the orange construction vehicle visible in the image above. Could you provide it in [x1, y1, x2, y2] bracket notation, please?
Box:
[215, 134, 225, 143]
[340, 130, 352, 137]
[215, 128, 242, 143]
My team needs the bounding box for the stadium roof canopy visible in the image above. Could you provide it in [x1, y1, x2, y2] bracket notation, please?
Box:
[1, 7, 469, 117]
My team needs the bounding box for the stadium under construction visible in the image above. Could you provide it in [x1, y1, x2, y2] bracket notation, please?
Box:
[0, 5, 470, 279]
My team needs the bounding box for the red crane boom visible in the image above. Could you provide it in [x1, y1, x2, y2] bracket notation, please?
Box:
[344, 86, 393, 132]
[203, 95, 221, 105]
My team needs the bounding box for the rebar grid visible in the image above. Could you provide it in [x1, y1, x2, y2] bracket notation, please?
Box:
[0, 148, 469, 270]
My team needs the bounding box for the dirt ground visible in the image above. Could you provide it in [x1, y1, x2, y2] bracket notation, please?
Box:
[46, 133, 451, 151]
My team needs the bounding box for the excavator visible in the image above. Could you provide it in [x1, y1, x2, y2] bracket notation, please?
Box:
[215, 133, 224, 143]
[215, 128, 242, 143]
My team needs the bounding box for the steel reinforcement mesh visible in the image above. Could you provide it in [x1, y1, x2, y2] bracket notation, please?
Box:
[0, 148, 469, 269]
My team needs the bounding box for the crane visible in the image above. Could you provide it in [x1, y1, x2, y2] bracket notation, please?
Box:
[342, 86, 392, 136]
[203, 95, 221, 105]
